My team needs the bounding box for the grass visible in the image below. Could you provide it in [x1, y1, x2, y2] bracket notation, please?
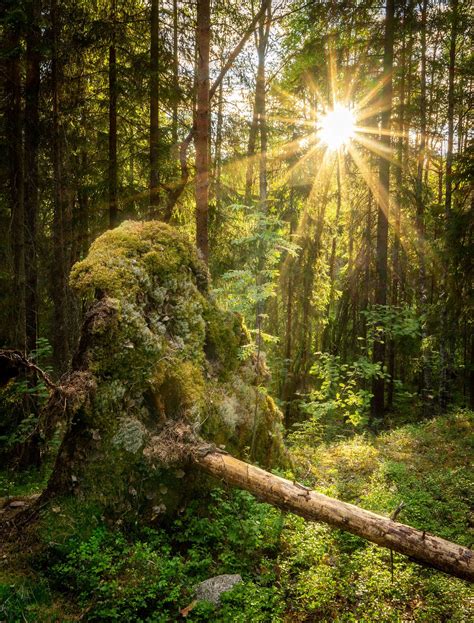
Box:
[0, 410, 472, 622]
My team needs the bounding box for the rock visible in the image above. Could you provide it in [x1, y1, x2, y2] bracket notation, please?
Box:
[8, 500, 26, 508]
[195, 574, 242, 605]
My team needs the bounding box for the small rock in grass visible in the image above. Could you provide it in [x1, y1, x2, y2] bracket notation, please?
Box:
[195, 574, 242, 605]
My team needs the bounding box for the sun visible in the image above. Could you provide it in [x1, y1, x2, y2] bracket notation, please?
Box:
[317, 103, 356, 151]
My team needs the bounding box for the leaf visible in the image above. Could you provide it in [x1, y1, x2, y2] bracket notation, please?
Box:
[180, 600, 197, 617]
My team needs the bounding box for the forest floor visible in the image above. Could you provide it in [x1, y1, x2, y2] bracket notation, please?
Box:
[0, 409, 473, 622]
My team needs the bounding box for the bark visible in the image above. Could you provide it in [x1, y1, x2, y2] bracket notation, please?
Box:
[257, 5, 270, 212]
[195, 450, 474, 582]
[51, 0, 69, 372]
[24, 0, 41, 354]
[77, 149, 89, 258]
[328, 158, 342, 312]
[214, 76, 224, 209]
[440, 0, 458, 410]
[361, 191, 372, 341]
[371, 0, 394, 420]
[4, 7, 25, 349]
[109, 0, 118, 228]
[195, 0, 211, 262]
[388, 8, 407, 408]
[150, 0, 160, 216]
[415, 0, 430, 408]
[244, 104, 259, 204]
[172, 0, 179, 145]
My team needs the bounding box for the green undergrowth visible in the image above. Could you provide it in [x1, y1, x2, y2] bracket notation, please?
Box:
[1, 410, 472, 622]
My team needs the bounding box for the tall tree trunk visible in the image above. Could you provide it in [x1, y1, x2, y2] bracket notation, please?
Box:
[172, 0, 179, 146]
[388, 8, 407, 409]
[109, 0, 118, 228]
[440, 0, 458, 410]
[23, 0, 41, 354]
[4, 6, 25, 349]
[371, 0, 394, 421]
[214, 76, 224, 210]
[150, 0, 160, 217]
[256, 6, 270, 212]
[415, 0, 430, 409]
[195, 0, 210, 262]
[77, 147, 89, 258]
[244, 105, 259, 204]
[361, 191, 372, 341]
[327, 157, 342, 313]
[51, 0, 69, 372]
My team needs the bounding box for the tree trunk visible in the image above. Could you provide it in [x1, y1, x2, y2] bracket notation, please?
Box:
[195, 450, 474, 582]
[214, 75, 224, 210]
[51, 0, 69, 372]
[256, 5, 270, 212]
[172, 0, 179, 146]
[415, 0, 430, 409]
[109, 0, 118, 228]
[4, 6, 25, 350]
[440, 0, 458, 410]
[371, 0, 394, 421]
[388, 7, 407, 409]
[150, 0, 160, 217]
[195, 0, 210, 262]
[24, 0, 41, 354]
[77, 148, 89, 258]
[244, 104, 259, 204]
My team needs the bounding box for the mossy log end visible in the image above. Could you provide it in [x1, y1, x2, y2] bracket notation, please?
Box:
[195, 451, 474, 583]
[37, 220, 287, 515]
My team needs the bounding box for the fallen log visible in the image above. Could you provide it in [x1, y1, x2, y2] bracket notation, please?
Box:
[194, 450, 474, 583]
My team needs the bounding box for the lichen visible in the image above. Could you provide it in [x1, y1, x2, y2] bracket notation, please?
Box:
[51, 220, 287, 518]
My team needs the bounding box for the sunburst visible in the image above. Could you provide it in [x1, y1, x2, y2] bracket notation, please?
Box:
[316, 103, 356, 151]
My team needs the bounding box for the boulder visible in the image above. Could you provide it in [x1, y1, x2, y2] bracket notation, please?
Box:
[195, 574, 242, 605]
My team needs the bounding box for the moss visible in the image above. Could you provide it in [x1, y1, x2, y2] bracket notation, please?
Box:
[151, 360, 206, 420]
[203, 304, 247, 378]
[70, 220, 206, 300]
[52, 220, 287, 517]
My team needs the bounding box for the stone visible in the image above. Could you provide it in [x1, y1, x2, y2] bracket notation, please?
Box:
[195, 574, 242, 605]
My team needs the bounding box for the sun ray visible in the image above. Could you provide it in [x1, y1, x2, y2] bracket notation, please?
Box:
[355, 125, 405, 139]
[356, 73, 392, 110]
[353, 133, 398, 165]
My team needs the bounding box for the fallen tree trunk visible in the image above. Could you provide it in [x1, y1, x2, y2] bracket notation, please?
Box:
[194, 450, 474, 583]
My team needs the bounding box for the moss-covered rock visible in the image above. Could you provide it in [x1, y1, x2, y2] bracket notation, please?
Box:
[45, 221, 286, 519]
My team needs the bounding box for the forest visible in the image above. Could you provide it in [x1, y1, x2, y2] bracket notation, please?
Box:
[0, 0, 473, 620]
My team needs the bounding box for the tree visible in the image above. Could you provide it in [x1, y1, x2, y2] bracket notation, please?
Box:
[149, 0, 160, 216]
[109, 0, 118, 228]
[23, 0, 41, 354]
[371, 0, 394, 421]
[3, 1, 25, 350]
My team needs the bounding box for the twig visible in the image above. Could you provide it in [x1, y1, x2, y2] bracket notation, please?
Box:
[0, 349, 58, 390]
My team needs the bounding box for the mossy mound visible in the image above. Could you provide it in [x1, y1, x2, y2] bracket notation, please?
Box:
[46, 221, 286, 519]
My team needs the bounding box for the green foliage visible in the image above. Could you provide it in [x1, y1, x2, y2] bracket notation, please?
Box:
[214, 205, 298, 331]
[2, 412, 473, 622]
[0, 339, 53, 462]
[30, 488, 284, 622]
[283, 410, 474, 622]
[0, 577, 55, 623]
[289, 352, 383, 445]
[363, 305, 422, 343]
